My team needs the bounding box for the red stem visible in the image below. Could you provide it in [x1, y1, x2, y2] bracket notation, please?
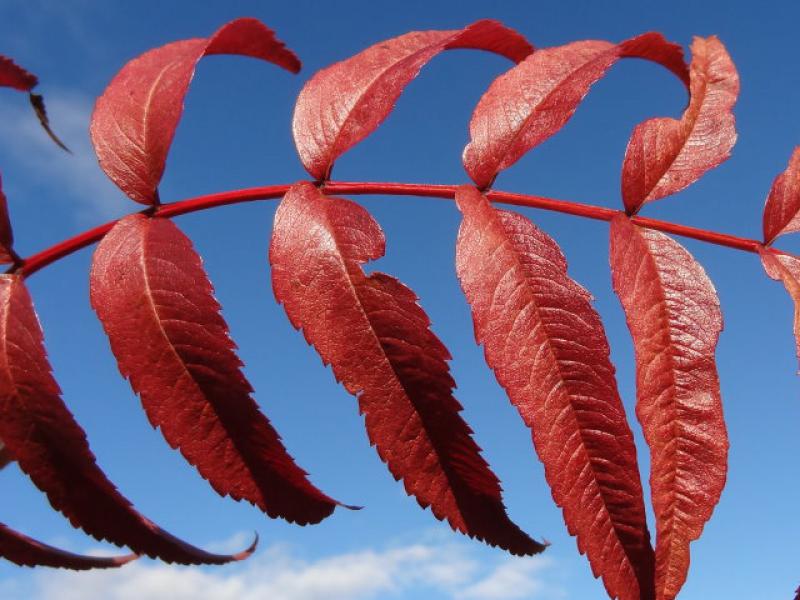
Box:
[16, 181, 766, 278]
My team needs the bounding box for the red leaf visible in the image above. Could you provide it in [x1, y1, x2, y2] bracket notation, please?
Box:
[292, 20, 533, 181]
[0, 273, 254, 564]
[762, 147, 800, 245]
[0, 440, 12, 470]
[621, 37, 739, 214]
[463, 33, 688, 189]
[0, 522, 136, 570]
[270, 182, 543, 556]
[90, 18, 301, 205]
[90, 214, 339, 525]
[610, 216, 728, 600]
[760, 249, 800, 368]
[0, 55, 37, 91]
[454, 185, 654, 600]
[0, 173, 15, 264]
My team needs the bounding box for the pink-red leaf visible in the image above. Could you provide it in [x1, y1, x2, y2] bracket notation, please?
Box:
[292, 20, 533, 181]
[462, 33, 688, 189]
[90, 214, 339, 525]
[0, 174, 15, 264]
[760, 249, 800, 369]
[0, 523, 136, 570]
[621, 37, 739, 214]
[609, 215, 728, 600]
[90, 18, 300, 205]
[0, 55, 37, 91]
[270, 181, 543, 556]
[762, 147, 800, 245]
[454, 185, 654, 600]
[0, 273, 253, 564]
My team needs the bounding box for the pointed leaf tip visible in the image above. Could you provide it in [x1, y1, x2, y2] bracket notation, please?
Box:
[455, 185, 654, 599]
[90, 17, 300, 205]
[271, 182, 544, 556]
[622, 36, 739, 213]
[292, 20, 533, 181]
[763, 147, 800, 245]
[90, 214, 341, 525]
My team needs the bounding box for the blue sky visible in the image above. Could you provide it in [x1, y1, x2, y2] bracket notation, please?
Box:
[1, 1, 799, 598]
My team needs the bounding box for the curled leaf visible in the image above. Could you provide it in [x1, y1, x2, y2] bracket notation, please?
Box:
[0, 523, 136, 570]
[90, 18, 301, 205]
[463, 32, 688, 189]
[292, 20, 534, 181]
[455, 185, 654, 600]
[0, 274, 253, 564]
[760, 249, 800, 369]
[622, 36, 739, 214]
[610, 215, 728, 600]
[762, 147, 800, 245]
[270, 182, 543, 556]
[90, 214, 340, 525]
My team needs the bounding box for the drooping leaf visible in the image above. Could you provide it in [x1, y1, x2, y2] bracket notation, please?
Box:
[292, 20, 534, 181]
[609, 215, 728, 600]
[270, 182, 543, 556]
[462, 32, 688, 189]
[0, 173, 16, 264]
[90, 214, 339, 525]
[90, 18, 301, 205]
[762, 147, 800, 245]
[0, 55, 68, 151]
[0, 522, 136, 570]
[621, 36, 739, 214]
[759, 249, 800, 368]
[0, 273, 254, 564]
[454, 185, 654, 600]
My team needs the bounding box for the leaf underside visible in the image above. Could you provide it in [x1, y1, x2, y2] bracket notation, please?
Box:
[454, 185, 653, 600]
[760, 249, 800, 369]
[0, 274, 253, 565]
[90, 17, 301, 205]
[270, 181, 544, 556]
[292, 19, 534, 181]
[90, 214, 340, 525]
[462, 32, 689, 189]
[621, 36, 739, 214]
[762, 147, 800, 245]
[0, 522, 135, 570]
[610, 216, 728, 600]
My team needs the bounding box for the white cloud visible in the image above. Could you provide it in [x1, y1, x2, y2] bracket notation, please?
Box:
[0, 90, 130, 222]
[13, 537, 564, 600]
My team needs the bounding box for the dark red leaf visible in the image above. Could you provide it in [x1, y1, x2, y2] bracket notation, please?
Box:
[90, 214, 339, 525]
[90, 18, 301, 205]
[621, 36, 739, 214]
[762, 147, 800, 245]
[454, 185, 654, 600]
[0, 522, 136, 570]
[270, 182, 543, 556]
[760, 249, 800, 369]
[0, 273, 254, 564]
[610, 215, 728, 600]
[0, 173, 15, 264]
[463, 33, 688, 189]
[0, 55, 37, 91]
[0, 440, 12, 469]
[292, 20, 533, 181]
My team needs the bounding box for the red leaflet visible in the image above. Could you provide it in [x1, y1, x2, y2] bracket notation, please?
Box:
[292, 20, 533, 181]
[760, 249, 800, 368]
[0, 173, 15, 264]
[610, 216, 728, 600]
[621, 37, 739, 214]
[0, 55, 38, 91]
[0, 273, 253, 564]
[90, 214, 339, 525]
[0, 523, 135, 570]
[90, 18, 301, 205]
[454, 185, 653, 600]
[270, 182, 543, 556]
[463, 33, 688, 189]
[763, 147, 800, 245]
